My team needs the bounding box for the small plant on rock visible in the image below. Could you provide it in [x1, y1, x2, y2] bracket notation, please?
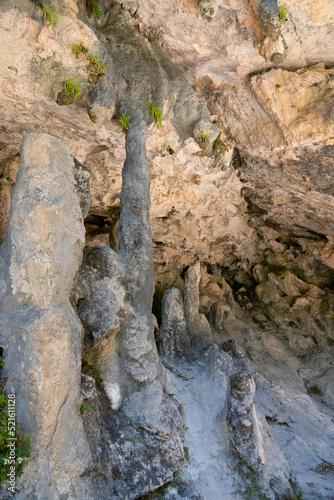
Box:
[268, 264, 289, 278]
[174, 468, 184, 478]
[200, 131, 209, 143]
[72, 44, 108, 79]
[308, 385, 322, 395]
[63, 75, 84, 100]
[92, 0, 102, 19]
[212, 132, 220, 151]
[73, 43, 88, 58]
[73, 44, 83, 57]
[252, 317, 265, 329]
[133, 433, 142, 443]
[42, 2, 59, 27]
[279, 4, 288, 24]
[88, 51, 109, 75]
[147, 100, 164, 128]
[292, 266, 305, 280]
[119, 111, 131, 132]
[80, 403, 93, 415]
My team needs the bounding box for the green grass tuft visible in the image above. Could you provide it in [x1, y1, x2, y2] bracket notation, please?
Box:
[147, 100, 164, 128]
[63, 75, 84, 100]
[119, 111, 131, 132]
[279, 4, 288, 23]
[42, 2, 59, 27]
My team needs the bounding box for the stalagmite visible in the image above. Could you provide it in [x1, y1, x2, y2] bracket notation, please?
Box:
[0, 132, 91, 498]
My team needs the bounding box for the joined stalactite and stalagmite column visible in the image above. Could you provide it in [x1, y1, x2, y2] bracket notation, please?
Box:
[75, 107, 184, 498]
[0, 132, 92, 499]
[114, 106, 170, 422]
[76, 107, 174, 427]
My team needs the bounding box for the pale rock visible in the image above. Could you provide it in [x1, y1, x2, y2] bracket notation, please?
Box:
[0, 177, 12, 245]
[74, 111, 184, 497]
[204, 345, 233, 384]
[251, 65, 334, 146]
[198, 0, 221, 22]
[259, 35, 286, 63]
[0, 131, 91, 499]
[0, 1, 334, 497]
[255, 277, 284, 304]
[158, 287, 191, 359]
[273, 271, 310, 298]
[184, 263, 214, 346]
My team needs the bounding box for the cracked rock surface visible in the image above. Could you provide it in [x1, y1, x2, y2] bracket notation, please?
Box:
[0, 0, 333, 498]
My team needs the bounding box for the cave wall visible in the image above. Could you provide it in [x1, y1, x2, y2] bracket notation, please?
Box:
[0, 0, 333, 498]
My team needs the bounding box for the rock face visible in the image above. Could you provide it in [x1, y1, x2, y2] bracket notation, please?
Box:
[0, 132, 91, 498]
[0, 0, 334, 498]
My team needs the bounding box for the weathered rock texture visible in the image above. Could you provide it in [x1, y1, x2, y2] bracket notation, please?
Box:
[226, 371, 264, 471]
[0, 0, 334, 498]
[184, 263, 213, 347]
[75, 111, 184, 498]
[77, 110, 167, 418]
[0, 132, 91, 498]
[158, 287, 191, 358]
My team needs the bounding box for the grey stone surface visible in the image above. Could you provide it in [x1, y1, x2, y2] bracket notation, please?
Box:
[203, 345, 233, 385]
[0, 132, 91, 499]
[75, 246, 127, 341]
[81, 373, 98, 400]
[75, 110, 164, 416]
[101, 4, 215, 141]
[73, 156, 92, 218]
[184, 263, 214, 347]
[258, 0, 282, 40]
[158, 287, 191, 358]
[88, 66, 127, 124]
[224, 366, 292, 497]
[255, 381, 334, 499]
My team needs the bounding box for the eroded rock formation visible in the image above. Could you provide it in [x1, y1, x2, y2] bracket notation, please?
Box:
[0, 0, 334, 498]
[0, 132, 91, 498]
[74, 111, 184, 498]
[157, 287, 191, 359]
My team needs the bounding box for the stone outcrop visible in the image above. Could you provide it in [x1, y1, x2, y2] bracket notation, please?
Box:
[0, 132, 91, 498]
[184, 263, 214, 347]
[225, 371, 264, 470]
[157, 287, 191, 358]
[0, 0, 334, 498]
[76, 109, 168, 419]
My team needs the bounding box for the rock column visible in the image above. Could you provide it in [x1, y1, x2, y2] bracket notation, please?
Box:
[76, 109, 170, 427]
[0, 132, 91, 499]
